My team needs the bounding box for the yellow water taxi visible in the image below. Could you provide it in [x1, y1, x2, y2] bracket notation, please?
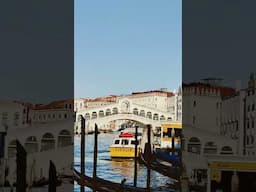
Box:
[155, 122, 182, 163]
[109, 132, 141, 158]
[160, 123, 182, 149]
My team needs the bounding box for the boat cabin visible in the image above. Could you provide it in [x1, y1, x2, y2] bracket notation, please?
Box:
[112, 137, 138, 147]
[161, 123, 182, 149]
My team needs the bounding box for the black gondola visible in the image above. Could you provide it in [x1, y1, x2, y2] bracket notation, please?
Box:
[139, 152, 180, 181]
[73, 169, 147, 192]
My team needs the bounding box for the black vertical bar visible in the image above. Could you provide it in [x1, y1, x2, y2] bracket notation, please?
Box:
[178, 133, 183, 192]
[134, 126, 138, 187]
[146, 124, 151, 191]
[93, 124, 98, 192]
[172, 128, 175, 156]
[16, 140, 27, 192]
[48, 160, 57, 192]
[0, 132, 6, 158]
[80, 115, 85, 192]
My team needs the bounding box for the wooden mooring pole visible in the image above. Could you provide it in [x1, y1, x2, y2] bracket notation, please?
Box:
[48, 160, 57, 192]
[80, 115, 85, 192]
[133, 125, 138, 187]
[93, 124, 98, 192]
[16, 140, 27, 192]
[146, 124, 151, 191]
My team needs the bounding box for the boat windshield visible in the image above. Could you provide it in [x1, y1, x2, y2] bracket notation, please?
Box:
[114, 139, 120, 144]
[121, 139, 129, 145]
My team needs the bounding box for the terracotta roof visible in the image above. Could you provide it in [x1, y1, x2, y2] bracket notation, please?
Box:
[131, 90, 174, 97]
[32, 99, 73, 110]
[183, 83, 236, 97]
[86, 96, 117, 102]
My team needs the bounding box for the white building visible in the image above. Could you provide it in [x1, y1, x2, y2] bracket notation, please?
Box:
[0, 100, 30, 130]
[182, 75, 256, 189]
[0, 100, 73, 186]
[30, 99, 74, 124]
[219, 73, 256, 157]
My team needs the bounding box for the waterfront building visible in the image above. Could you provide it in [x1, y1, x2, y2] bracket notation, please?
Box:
[182, 74, 256, 190]
[0, 100, 73, 187]
[30, 99, 74, 124]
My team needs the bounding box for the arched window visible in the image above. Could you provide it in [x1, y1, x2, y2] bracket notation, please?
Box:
[41, 133, 55, 151]
[85, 113, 90, 120]
[106, 109, 111, 116]
[153, 114, 159, 120]
[99, 110, 104, 117]
[187, 137, 201, 154]
[112, 107, 118, 115]
[133, 108, 138, 115]
[140, 110, 145, 117]
[25, 136, 38, 154]
[220, 146, 233, 155]
[91, 112, 97, 119]
[167, 117, 172, 121]
[160, 115, 166, 121]
[58, 130, 72, 147]
[146, 112, 152, 119]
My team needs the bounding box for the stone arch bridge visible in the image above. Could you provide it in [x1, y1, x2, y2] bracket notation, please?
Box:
[75, 98, 174, 133]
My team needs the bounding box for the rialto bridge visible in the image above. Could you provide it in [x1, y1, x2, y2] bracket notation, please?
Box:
[75, 98, 174, 133]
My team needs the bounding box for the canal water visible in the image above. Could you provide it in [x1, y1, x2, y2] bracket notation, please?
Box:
[74, 132, 174, 192]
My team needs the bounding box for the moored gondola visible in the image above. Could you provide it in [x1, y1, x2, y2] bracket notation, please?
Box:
[73, 169, 148, 192]
[139, 151, 180, 181]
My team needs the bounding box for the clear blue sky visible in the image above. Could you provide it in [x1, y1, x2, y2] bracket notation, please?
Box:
[75, 0, 181, 98]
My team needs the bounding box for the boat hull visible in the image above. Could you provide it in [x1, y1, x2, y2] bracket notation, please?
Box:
[109, 147, 140, 158]
[155, 148, 180, 163]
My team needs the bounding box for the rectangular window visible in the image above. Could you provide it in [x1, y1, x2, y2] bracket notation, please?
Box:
[2, 112, 8, 125]
[14, 112, 19, 126]
[121, 139, 129, 145]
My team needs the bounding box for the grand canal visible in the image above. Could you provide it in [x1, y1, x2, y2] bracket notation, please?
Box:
[73, 132, 174, 192]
